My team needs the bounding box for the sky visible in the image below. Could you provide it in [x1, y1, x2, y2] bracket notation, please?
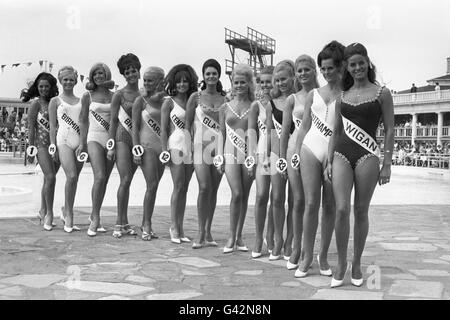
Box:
[0, 0, 449, 98]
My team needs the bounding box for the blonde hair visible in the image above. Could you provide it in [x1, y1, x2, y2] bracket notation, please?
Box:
[57, 65, 78, 84]
[271, 59, 295, 98]
[294, 54, 320, 90]
[231, 64, 256, 102]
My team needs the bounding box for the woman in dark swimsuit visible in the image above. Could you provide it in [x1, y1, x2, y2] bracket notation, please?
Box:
[327, 43, 394, 288]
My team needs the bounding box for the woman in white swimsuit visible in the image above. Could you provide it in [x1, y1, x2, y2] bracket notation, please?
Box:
[132, 66, 166, 241]
[161, 64, 198, 244]
[247, 66, 275, 258]
[49, 66, 83, 233]
[279, 55, 319, 269]
[295, 41, 345, 278]
[79, 63, 115, 236]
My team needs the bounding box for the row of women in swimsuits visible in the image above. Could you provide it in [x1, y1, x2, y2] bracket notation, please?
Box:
[24, 41, 394, 288]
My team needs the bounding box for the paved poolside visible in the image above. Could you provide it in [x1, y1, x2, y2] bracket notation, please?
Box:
[0, 164, 449, 300]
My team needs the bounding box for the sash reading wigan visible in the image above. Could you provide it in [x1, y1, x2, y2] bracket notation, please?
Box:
[90, 109, 110, 132]
[226, 123, 247, 155]
[37, 112, 50, 133]
[196, 107, 220, 133]
[142, 109, 161, 137]
[342, 115, 380, 157]
[310, 109, 332, 142]
[61, 113, 80, 135]
[118, 107, 132, 134]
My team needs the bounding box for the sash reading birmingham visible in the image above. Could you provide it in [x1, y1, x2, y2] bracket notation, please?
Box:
[61, 113, 80, 135]
[90, 110, 110, 132]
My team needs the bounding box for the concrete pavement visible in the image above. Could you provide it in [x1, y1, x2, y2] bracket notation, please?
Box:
[0, 203, 449, 300]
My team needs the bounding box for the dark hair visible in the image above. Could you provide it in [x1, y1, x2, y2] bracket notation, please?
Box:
[164, 64, 198, 97]
[342, 42, 378, 91]
[199, 59, 226, 95]
[21, 72, 58, 102]
[117, 53, 141, 75]
[317, 40, 345, 68]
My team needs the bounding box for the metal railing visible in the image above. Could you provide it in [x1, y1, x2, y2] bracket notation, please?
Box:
[246, 27, 276, 53]
[392, 152, 450, 169]
[393, 89, 450, 105]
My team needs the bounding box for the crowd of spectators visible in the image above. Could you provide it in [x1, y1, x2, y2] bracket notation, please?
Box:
[0, 110, 28, 153]
[391, 141, 450, 168]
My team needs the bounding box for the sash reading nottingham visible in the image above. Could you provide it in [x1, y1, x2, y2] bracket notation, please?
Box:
[310, 109, 332, 142]
[342, 115, 380, 157]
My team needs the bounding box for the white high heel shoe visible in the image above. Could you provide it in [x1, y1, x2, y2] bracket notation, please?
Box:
[350, 265, 364, 287]
[330, 264, 348, 288]
[317, 255, 332, 276]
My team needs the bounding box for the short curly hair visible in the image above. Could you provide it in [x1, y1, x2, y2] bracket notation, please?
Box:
[117, 53, 141, 75]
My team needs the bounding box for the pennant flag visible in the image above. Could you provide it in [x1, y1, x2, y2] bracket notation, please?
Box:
[80, 75, 84, 82]
[39, 60, 43, 69]
[49, 62, 53, 72]
[12, 63, 20, 68]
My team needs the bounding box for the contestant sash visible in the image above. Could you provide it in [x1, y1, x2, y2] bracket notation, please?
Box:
[310, 109, 333, 142]
[90, 109, 110, 132]
[272, 115, 282, 139]
[257, 116, 266, 136]
[170, 112, 185, 131]
[226, 123, 247, 155]
[142, 109, 161, 137]
[293, 115, 302, 130]
[342, 115, 380, 157]
[118, 107, 132, 134]
[61, 113, 80, 135]
[196, 107, 220, 133]
[37, 112, 50, 133]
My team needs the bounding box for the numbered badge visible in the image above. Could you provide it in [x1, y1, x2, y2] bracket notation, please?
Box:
[77, 152, 88, 163]
[26, 145, 38, 157]
[106, 139, 115, 151]
[276, 158, 287, 173]
[244, 156, 255, 169]
[291, 153, 300, 169]
[48, 144, 57, 156]
[213, 154, 224, 168]
[159, 151, 171, 164]
[132, 145, 144, 157]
